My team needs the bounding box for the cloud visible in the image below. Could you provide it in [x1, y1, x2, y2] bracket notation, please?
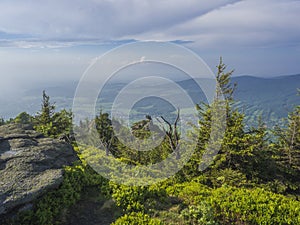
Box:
[1, 0, 298, 50]
[0, 0, 300, 76]
[0, 0, 239, 43]
[131, 0, 300, 49]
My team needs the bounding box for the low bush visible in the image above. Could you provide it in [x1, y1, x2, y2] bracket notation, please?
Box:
[112, 212, 162, 225]
[12, 162, 109, 225]
[209, 186, 300, 224]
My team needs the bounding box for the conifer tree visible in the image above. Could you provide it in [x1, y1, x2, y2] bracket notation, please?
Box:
[0, 117, 5, 126]
[274, 90, 300, 179]
[34, 90, 56, 136]
[34, 90, 73, 139]
[95, 111, 116, 156]
[182, 58, 272, 186]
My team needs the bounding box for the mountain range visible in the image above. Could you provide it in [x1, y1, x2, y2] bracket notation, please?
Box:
[1, 74, 299, 128]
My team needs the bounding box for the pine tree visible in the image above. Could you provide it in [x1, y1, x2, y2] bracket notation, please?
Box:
[268, 90, 300, 195]
[95, 111, 116, 156]
[181, 58, 273, 186]
[34, 91, 56, 136]
[52, 109, 73, 141]
[34, 91, 73, 139]
[38, 90, 55, 124]
[274, 92, 300, 176]
[0, 117, 5, 126]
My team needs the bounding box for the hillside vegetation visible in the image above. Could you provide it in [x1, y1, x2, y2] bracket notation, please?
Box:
[1, 59, 300, 225]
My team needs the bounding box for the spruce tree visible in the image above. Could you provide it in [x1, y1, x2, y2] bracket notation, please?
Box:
[34, 90, 56, 136]
[274, 90, 300, 182]
[0, 117, 5, 126]
[182, 58, 272, 186]
[34, 91, 73, 139]
[95, 111, 116, 156]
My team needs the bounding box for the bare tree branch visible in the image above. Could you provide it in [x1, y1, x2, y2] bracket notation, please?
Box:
[157, 109, 181, 159]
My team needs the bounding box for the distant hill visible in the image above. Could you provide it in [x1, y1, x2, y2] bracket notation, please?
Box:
[232, 75, 300, 126]
[176, 74, 300, 126]
[0, 74, 299, 127]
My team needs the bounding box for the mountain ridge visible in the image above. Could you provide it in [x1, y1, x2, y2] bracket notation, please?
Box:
[1, 74, 299, 127]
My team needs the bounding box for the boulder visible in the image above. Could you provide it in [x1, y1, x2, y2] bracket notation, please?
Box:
[0, 123, 78, 217]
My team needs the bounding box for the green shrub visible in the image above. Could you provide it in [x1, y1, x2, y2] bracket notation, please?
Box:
[180, 202, 218, 225]
[209, 168, 248, 188]
[168, 182, 300, 225]
[14, 112, 33, 124]
[166, 181, 211, 205]
[13, 162, 109, 225]
[112, 212, 162, 225]
[110, 183, 167, 213]
[209, 186, 300, 224]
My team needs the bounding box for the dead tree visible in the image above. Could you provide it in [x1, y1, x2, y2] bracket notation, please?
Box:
[157, 109, 181, 159]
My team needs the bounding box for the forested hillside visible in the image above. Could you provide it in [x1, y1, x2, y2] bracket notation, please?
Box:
[1, 60, 300, 225]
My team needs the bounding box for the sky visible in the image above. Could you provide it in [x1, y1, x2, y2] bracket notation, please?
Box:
[0, 0, 300, 96]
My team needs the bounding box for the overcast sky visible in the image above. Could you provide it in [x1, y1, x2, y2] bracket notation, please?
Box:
[0, 0, 300, 95]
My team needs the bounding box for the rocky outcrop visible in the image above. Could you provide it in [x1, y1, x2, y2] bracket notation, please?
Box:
[0, 123, 78, 217]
